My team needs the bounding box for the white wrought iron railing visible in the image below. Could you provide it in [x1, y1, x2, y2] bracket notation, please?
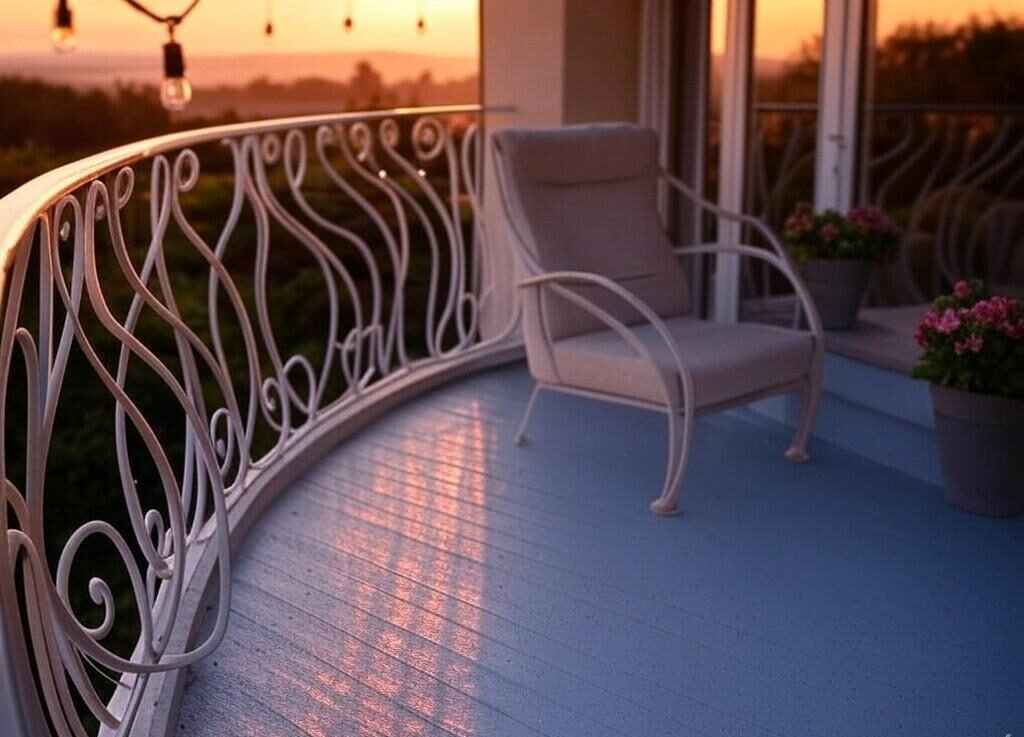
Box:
[0, 104, 519, 737]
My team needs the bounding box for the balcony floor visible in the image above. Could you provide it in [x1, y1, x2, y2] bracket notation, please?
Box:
[177, 364, 1023, 737]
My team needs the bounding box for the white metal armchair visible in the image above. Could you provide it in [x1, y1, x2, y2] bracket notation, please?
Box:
[492, 124, 823, 515]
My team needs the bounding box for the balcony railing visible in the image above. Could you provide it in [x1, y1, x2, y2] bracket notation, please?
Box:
[0, 104, 518, 737]
[747, 103, 1024, 304]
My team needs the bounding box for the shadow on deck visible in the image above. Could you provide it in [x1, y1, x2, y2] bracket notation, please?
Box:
[178, 364, 1023, 737]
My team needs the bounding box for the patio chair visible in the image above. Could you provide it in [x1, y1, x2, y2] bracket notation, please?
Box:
[492, 124, 824, 515]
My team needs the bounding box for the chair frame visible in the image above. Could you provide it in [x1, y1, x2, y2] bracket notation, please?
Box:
[494, 138, 824, 515]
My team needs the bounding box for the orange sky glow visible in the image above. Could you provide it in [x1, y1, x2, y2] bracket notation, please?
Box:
[714, 0, 1021, 57]
[0, 1, 1018, 61]
[0, 0, 478, 56]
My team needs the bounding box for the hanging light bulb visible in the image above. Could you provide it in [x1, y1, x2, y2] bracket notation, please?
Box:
[264, 0, 274, 37]
[415, 0, 426, 34]
[343, 0, 354, 32]
[51, 0, 76, 53]
[160, 27, 192, 111]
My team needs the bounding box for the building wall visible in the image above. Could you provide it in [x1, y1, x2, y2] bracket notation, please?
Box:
[479, 0, 644, 338]
[563, 0, 643, 124]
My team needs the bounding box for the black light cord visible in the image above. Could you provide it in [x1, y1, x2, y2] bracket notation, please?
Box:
[119, 0, 202, 28]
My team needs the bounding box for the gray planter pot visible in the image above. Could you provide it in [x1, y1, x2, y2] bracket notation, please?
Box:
[930, 384, 1024, 517]
[799, 259, 874, 330]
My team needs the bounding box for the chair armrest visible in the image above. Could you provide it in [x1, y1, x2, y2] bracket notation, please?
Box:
[672, 244, 823, 341]
[517, 270, 694, 411]
[660, 171, 791, 263]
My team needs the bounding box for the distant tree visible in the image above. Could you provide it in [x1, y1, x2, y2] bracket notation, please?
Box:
[0, 77, 169, 152]
[347, 61, 385, 110]
[873, 14, 1024, 104]
[759, 13, 1024, 105]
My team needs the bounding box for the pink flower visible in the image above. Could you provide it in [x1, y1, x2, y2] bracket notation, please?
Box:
[953, 334, 984, 355]
[934, 308, 961, 334]
[848, 206, 897, 235]
[820, 223, 839, 242]
[952, 280, 972, 299]
[1000, 319, 1024, 340]
[970, 295, 1017, 325]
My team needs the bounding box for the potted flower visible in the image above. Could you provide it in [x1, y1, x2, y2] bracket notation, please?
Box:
[912, 279, 1024, 517]
[782, 203, 900, 329]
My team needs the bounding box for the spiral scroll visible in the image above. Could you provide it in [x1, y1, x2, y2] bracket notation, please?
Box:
[0, 109, 510, 736]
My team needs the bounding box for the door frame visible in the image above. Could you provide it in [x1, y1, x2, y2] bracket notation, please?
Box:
[712, 0, 864, 320]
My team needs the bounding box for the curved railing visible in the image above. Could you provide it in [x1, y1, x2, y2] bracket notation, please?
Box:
[0, 104, 519, 737]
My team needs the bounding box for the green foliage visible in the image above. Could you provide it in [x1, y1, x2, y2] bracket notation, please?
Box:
[875, 14, 1024, 105]
[912, 280, 1024, 398]
[782, 203, 900, 262]
[758, 13, 1024, 106]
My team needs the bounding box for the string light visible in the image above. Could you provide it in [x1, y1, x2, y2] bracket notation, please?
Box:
[51, 0, 76, 53]
[160, 24, 192, 111]
[343, 0, 354, 32]
[49, 0, 432, 111]
[51, 1, 200, 111]
[416, 0, 427, 34]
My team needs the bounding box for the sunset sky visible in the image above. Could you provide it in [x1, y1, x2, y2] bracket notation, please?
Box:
[0, 0, 478, 57]
[0, 1, 1017, 60]
[715, 0, 1017, 57]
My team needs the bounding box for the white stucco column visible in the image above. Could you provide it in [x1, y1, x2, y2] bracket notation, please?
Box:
[478, 0, 643, 339]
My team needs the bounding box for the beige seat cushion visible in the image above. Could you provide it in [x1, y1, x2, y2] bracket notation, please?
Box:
[543, 316, 814, 409]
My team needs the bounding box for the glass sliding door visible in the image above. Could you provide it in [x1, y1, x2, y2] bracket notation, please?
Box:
[858, 0, 1024, 303]
[740, 0, 825, 320]
[747, 0, 823, 227]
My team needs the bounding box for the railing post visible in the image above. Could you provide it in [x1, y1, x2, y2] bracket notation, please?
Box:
[0, 546, 36, 737]
[0, 637, 31, 737]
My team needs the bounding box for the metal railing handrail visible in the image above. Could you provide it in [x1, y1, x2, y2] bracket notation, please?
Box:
[0, 102, 521, 737]
[752, 101, 1024, 115]
[0, 104, 510, 300]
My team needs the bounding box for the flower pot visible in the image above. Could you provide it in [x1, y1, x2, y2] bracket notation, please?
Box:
[799, 259, 874, 330]
[930, 384, 1024, 517]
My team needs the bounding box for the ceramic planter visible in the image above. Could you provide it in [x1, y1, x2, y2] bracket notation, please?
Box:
[930, 384, 1024, 517]
[799, 259, 874, 330]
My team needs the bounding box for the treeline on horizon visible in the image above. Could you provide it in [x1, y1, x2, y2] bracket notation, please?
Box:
[757, 12, 1024, 105]
[0, 60, 478, 196]
[2, 14, 1023, 197]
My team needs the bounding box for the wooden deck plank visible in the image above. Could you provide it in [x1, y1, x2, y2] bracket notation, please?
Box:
[179, 364, 1024, 737]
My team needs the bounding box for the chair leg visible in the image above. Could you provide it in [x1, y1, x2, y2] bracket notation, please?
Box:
[514, 384, 542, 446]
[649, 409, 693, 516]
[785, 377, 821, 463]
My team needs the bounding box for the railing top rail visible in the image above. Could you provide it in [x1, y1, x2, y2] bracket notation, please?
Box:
[0, 103, 506, 287]
[754, 101, 1024, 115]
[0, 98, 519, 737]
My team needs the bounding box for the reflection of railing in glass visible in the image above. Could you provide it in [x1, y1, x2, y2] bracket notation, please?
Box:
[746, 103, 1024, 305]
[864, 105, 1024, 303]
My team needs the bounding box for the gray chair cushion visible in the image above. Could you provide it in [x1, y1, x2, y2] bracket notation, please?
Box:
[538, 316, 814, 408]
[494, 125, 690, 340]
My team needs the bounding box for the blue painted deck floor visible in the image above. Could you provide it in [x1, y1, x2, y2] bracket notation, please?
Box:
[178, 364, 1023, 737]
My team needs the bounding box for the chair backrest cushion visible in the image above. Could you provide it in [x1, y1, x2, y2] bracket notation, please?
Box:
[494, 124, 690, 340]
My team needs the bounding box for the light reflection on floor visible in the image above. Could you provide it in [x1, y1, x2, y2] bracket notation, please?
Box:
[178, 366, 1024, 737]
[305, 396, 489, 737]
